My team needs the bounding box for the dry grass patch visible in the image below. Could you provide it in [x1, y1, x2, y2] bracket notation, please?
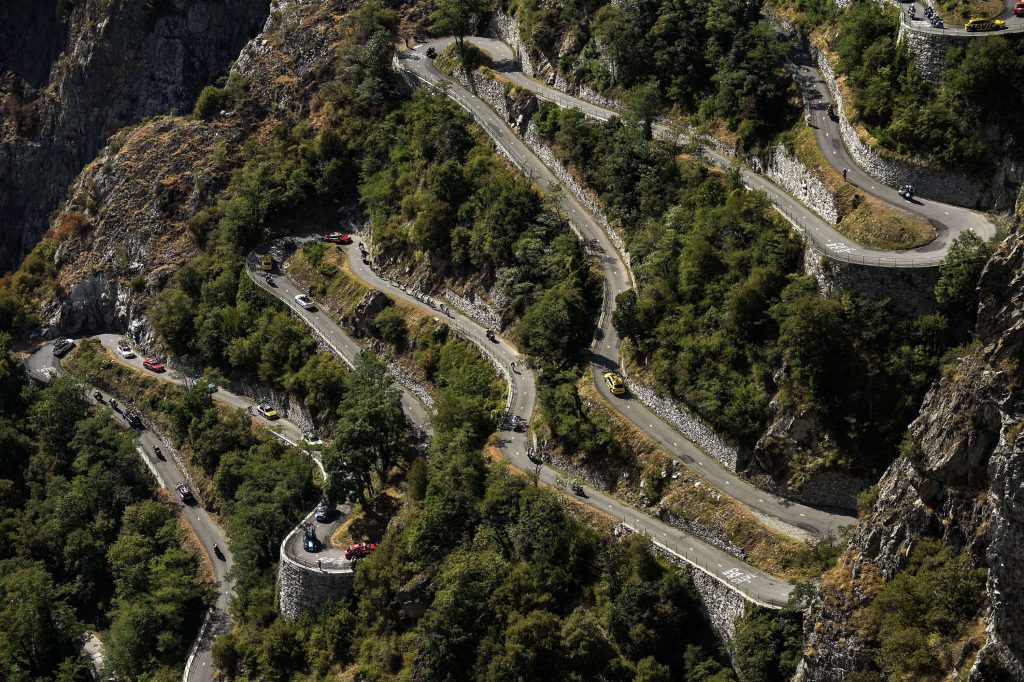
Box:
[330, 487, 404, 548]
[788, 124, 936, 249]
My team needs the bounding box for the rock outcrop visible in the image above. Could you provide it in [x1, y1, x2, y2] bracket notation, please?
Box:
[799, 226, 1024, 679]
[0, 0, 271, 272]
[38, 0, 353, 340]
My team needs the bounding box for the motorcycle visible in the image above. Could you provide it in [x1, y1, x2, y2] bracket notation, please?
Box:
[154, 446, 165, 460]
[93, 390, 103, 402]
[265, 273, 276, 287]
[570, 481, 586, 497]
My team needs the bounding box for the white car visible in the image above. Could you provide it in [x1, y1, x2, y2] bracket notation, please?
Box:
[294, 294, 315, 310]
[117, 340, 135, 359]
[303, 431, 323, 448]
[52, 339, 75, 357]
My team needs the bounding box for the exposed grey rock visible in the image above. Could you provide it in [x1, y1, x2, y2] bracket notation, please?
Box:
[0, 0, 271, 271]
[800, 227, 1024, 679]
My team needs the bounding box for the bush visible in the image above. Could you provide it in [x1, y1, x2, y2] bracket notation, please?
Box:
[373, 306, 408, 348]
[193, 85, 226, 120]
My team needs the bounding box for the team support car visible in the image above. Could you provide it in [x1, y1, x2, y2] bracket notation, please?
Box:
[294, 294, 315, 310]
[260, 254, 274, 272]
[303, 525, 320, 552]
[965, 17, 1005, 30]
[142, 358, 165, 372]
[322, 232, 353, 245]
[314, 500, 332, 523]
[344, 541, 377, 561]
[603, 371, 626, 396]
[1015, 2, 1024, 16]
[52, 339, 75, 357]
[257, 403, 279, 420]
[117, 339, 135, 358]
[175, 483, 195, 505]
[303, 431, 324, 448]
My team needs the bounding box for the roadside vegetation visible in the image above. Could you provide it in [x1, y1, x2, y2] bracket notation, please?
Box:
[0, 337, 208, 681]
[501, 0, 799, 148]
[534, 102, 973, 479]
[804, 0, 1024, 174]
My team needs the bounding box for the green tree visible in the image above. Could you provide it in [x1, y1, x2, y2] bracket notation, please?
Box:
[935, 231, 992, 320]
[0, 560, 80, 679]
[322, 353, 410, 504]
[430, 0, 488, 72]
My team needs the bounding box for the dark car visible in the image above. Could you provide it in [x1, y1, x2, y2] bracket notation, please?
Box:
[175, 483, 195, 505]
[303, 525, 320, 552]
[314, 501, 332, 523]
[426, 46, 437, 59]
[344, 541, 377, 561]
[52, 339, 75, 357]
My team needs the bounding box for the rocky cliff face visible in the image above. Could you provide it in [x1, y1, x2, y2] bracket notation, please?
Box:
[799, 226, 1024, 680]
[39, 0, 353, 341]
[0, 0, 271, 272]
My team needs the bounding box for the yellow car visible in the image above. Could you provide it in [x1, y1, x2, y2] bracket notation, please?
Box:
[260, 254, 274, 272]
[603, 371, 626, 396]
[964, 17, 1005, 31]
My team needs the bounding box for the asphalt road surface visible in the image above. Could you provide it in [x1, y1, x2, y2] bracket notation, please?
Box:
[417, 36, 995, 267]
[25, 340, 232, 682]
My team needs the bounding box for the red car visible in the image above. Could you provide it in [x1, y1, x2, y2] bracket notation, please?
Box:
[1015, 2, 1024, 16]
[322, 232, 353, 245]
[142, 358, 165, 372]
[344, 541, 377, 560]
[175, 483, 195, 505]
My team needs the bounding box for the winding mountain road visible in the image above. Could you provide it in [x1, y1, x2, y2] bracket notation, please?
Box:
[251, 240, 799, 607]
[25, 340, 232, 682]
[398, 46, 855, 531]
[414, 36, 994, 266]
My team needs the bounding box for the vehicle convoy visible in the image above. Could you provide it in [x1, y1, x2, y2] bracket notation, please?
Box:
[965, 17, 1005, 30]
[344, 541, 377, 560]
[322, 232, 353, 245]
[176, 483, 195, 505]
[52, 339, 75, 357]
[303, 525, 320, 552]
[603, 371, 626, 396]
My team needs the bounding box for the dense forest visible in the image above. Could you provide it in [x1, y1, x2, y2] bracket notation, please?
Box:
[508, 0, 798, 146]
[0, 336, 207, 681]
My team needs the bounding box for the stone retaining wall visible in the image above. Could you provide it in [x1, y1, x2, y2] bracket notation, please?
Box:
[757, 144, 841, 225]
[277, 547, 354, 621]
[803, 246, 940, 317]
[619, 370, 742, 472]
[444, 289, 503, 330]
[646, 537, 751, 644]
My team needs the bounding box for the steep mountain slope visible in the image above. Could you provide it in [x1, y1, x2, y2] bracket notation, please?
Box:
[0, 0, 270, 272]
[799, 224, 1024, 680]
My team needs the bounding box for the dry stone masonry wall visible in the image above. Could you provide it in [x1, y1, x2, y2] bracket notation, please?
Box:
[277, 548, 353, 621]
[756, 145, 841, 225]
